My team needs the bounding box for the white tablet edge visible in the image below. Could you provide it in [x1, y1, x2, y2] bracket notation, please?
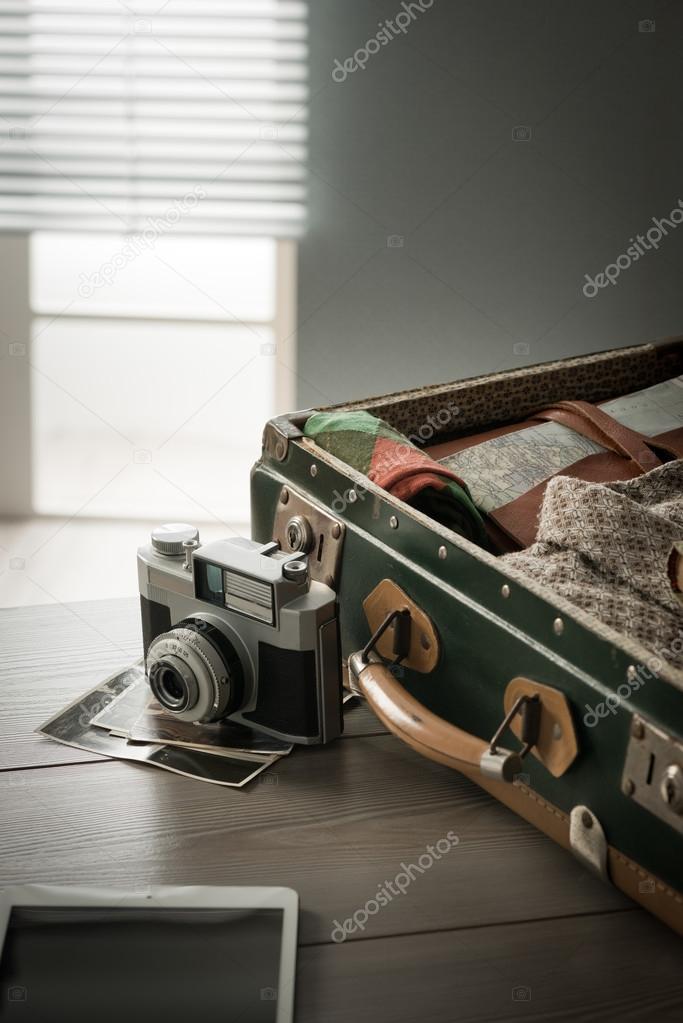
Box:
[0, 884, 298, 1023]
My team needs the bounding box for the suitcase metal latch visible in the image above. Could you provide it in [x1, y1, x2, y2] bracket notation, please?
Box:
[622, 716, 683, 835]
[272, 488, 346, 589]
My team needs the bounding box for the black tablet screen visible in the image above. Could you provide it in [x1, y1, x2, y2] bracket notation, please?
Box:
[0, 905, 284, 1022]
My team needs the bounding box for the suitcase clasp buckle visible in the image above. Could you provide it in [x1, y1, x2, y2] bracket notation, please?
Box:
[482, 695, 542, 781]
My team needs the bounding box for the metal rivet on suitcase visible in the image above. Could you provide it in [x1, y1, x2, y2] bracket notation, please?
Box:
[438, 545, 447, 560]
[631, 718, 645, 740]
[389, 516, 398, 529]
[553, 617, 564, 635]
[501, 584, 511, 598]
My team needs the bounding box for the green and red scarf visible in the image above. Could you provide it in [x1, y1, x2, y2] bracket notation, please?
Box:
[304, 410, 488, 546]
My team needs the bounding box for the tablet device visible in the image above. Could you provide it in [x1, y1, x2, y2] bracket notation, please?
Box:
[0, 884, 298, 1022]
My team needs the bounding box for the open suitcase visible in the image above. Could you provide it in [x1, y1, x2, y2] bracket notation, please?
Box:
[250, 336, 683, 934]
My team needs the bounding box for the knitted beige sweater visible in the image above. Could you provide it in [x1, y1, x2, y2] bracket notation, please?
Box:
[501, 461, 683, 670]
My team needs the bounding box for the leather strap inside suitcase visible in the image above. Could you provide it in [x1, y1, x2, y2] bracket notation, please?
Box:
[429, 401, 683, 550]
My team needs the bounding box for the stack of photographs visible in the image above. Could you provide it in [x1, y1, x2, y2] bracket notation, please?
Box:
[37, 662, 292, 787]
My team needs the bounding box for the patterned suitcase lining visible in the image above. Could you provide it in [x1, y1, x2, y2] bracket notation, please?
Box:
[308, 342, 683, 691]
[323, 343, 676, 441]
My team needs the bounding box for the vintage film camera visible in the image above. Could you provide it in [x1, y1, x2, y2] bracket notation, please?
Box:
[137, 524, 342, 745]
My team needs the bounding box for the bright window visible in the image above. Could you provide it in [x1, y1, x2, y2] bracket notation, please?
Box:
[30, 233, 282, 523]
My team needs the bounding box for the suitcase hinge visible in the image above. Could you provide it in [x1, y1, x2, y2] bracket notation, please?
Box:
[262, 412, 310, 462]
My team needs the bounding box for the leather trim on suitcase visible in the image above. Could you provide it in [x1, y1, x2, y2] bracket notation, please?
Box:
[456, 765, 683, 936]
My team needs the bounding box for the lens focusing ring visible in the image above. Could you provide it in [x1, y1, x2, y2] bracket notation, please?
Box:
[146, 617, 243, 724]
[177, 618, 243, 718]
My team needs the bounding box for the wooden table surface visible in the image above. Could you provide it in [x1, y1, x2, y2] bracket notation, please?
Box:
[1, 598, 681, 1021]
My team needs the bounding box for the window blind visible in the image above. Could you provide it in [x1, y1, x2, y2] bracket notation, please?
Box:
[0, 0, 307, 235]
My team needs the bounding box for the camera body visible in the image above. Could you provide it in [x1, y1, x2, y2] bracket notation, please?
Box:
[137, 525, 342, 745]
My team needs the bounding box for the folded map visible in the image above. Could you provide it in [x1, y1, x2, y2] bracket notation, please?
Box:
[439, 375, 683, 512]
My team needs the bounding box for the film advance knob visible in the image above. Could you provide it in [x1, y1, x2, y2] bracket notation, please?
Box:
[151, 523, 199, 557]
[283, 559, 308, 583]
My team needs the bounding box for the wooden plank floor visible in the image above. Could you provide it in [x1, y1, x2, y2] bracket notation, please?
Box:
[1, 599, 681, 1020]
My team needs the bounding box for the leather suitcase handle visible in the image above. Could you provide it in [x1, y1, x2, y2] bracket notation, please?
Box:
[532, 400, 662, 472]
[348, 652, 523, 782]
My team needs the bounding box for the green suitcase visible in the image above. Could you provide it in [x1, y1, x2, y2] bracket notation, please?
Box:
[250, 336, 683, 934]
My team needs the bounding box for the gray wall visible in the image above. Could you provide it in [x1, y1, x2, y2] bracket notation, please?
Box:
[296, 0, 683, 408]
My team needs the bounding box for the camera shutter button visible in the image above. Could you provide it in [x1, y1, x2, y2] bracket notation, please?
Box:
[151, 523, 199, 557]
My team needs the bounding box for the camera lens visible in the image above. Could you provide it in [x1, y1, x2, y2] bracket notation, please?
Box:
[146, 617, 244, 723]
[157, 666, 184, 705]
[149, 656, 198, 713]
